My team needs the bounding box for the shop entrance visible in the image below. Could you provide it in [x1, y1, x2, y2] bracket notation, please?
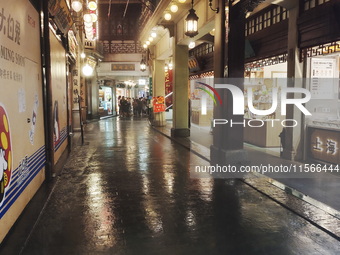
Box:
[99, 86, 114, 117]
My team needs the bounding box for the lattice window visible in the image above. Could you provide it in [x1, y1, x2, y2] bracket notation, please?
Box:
[189, 43, 214, 57]
[246, 5, 288, 36]
[304, 0, 330, 11]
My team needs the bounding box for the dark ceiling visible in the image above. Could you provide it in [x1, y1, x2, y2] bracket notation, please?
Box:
[98, 0, 159, 41]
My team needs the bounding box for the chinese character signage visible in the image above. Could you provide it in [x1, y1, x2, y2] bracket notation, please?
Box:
[309, 128, 340, 164]
[111, 64, 135, 71]
[48, 0, 73, 35]
[153, 96, 165, 113]
[149, 77, 153, 96]
[165, 70, 173, 108]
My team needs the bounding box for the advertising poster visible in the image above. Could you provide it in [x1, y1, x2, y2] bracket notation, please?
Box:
[50, 30, 68, 164]
[0, 0, 45, 242]
[153, 96, 165, 113]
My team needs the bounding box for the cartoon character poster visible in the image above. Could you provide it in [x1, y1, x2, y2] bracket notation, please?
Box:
[0, 105, 12, 206]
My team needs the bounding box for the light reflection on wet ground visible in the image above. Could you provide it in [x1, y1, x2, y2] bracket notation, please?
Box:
[20, 118, 340, 255]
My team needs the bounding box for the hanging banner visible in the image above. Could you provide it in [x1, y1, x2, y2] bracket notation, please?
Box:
[165, 70, 173, 108]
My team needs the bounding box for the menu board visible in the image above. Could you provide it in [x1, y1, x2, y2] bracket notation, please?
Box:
[310, 58, 336, 99]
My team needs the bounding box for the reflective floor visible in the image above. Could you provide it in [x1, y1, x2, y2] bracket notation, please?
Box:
[9, 118, 340, 254]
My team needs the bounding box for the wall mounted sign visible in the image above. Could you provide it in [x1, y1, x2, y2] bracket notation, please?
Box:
[48, 0, 73, 35]
[111, 64, 135, 71]
[309, 127, 340, 164]
[310, 58, 336, 99]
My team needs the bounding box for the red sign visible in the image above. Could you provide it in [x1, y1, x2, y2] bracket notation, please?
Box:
[165, 70, 173, 108]
[153, 104, 165, 113]
[153, 96, 165, 113]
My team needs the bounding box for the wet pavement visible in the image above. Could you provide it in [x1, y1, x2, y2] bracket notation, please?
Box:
[1, 117, 340, 254]
[158, 122, 340, 213]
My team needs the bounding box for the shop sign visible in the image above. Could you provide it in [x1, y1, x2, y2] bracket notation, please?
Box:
[48, 0, 73, 35]
[153, 96, 165, 113]
[111, 64, 135, 71]
[309, 128, 340, 164]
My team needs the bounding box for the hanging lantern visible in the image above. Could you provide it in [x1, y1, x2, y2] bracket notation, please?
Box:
[164, 12, 171, 21]
[140, 57, 146, 72]
[90, 13, 98, 23]
[170, 4, 178, 13]
[71, 0, 82, 12]
[84, 21, 93, 28]
[83, 13, 92, 23]
[185, 0, 199, 38]
[88, 1, 97, 11]
[82, 64, 93, 76]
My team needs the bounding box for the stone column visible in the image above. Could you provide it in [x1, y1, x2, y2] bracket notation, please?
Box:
[171, 44, 190, 137]
[282, 4, 304, 160]
[152, 59, 166, 127]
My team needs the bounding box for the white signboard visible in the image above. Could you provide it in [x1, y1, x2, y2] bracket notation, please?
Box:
[310, 58, 336, 99]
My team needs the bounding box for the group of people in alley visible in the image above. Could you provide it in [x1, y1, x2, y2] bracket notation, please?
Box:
[118, 96, 150, 117]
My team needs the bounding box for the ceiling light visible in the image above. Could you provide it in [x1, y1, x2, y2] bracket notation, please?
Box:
[148, 37, 154, 42]
[164, 12, 172, 21]
[178, 0, 186, 3]
[188, 41, 195, 49]
[146, 41, 150, 45]
[143, 44, 148, 49]
[151, 32, 157, 38]
[170, 4, 178, 13]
